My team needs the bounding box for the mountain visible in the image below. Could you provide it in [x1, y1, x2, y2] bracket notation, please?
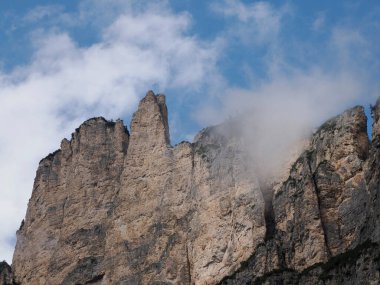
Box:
[2, 91, 380, 284]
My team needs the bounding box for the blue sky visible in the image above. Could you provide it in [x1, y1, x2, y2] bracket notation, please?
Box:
[0, 0, 379, 263]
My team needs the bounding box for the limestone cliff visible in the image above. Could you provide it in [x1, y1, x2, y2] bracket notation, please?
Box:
[11, 91, 264, 285]
[219, 105, 378, 285]
[5, 91, 380, 285]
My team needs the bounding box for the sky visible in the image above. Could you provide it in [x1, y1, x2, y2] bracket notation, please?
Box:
[0, 0, 379, 263]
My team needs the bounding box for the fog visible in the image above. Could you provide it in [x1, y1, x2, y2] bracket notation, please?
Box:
[196, 70, 375, 180]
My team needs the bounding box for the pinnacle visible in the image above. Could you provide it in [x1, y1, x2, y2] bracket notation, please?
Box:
[130, 90, 170, 147]
[145, 90, 155, 99]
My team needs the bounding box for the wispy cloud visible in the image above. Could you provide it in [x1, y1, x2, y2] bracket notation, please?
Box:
[23, 5, 64, 23]
[211, 0, 290, 45]
[195, 70, 366, 177]
[331, 26, 368, 65]
[199, 0, 379, 178]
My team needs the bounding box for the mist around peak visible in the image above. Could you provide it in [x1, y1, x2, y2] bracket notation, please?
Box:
[196, 71, 375, 181]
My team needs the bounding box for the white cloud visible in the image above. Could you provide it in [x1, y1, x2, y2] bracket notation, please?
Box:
[0, 1, 220, 263]
[211, 0, 289, 45]
[196, 69, 369, 179]
[198, 1, 378, 180]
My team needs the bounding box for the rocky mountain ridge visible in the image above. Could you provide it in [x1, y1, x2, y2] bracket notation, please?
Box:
[1, 91, 380, 284]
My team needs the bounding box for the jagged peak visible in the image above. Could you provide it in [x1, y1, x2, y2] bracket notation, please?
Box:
[74, 116, 127, 133]
[130, 90, 170, 146]
[69, 117, 129, 147]
[315, 105, 366, 135]
[39, 117, 129, 165]
[39, 149, 61, 164]
[139, 90, 166, 106]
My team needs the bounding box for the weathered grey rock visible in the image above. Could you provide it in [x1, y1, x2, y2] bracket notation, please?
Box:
[274, 106, 370, 270]
[188, 124, 265, 284]
[103, 91, 194, 284]
[12, 117, 129, 284]
[103, 93, 265, 285]
[365, 98, 380, 244]
[0, 261, 13, 285]
[221, 241, 380, 285]
[219, 105, 374, 284]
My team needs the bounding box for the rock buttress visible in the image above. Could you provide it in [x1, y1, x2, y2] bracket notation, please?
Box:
[103, 91, 194, 284]
[12, 118, 129, 285]
[219, 105, 373, 284]
[365, 98, 380, 244]
[188, 124, 265, 284]
[103, 92, 265, 285]
[275, 106, 370, 269]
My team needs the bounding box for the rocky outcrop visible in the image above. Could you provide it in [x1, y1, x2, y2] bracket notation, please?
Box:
[276, 106, 370, 267]
[219, 240, 380, 285]
[13, 117, 129, 284]
[9, 91, 380, 284]
[218, 105, 377, 284]
[365, 98, 380, 245]
[0, 261, 14, 285]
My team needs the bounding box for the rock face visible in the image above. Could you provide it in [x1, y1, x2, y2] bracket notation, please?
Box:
[0, 261, 13, 285]
[12, 91, 265, 285]
[104, 93, 265, 285]
[8, 91, 380, 284]
[13, 116, 129, 285]
[218, 105, 377, 285]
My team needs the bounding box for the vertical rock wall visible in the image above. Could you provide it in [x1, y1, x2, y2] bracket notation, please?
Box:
[10, 91, 380, 285]
[219, 106, 380, 284]
[13, 117, 129, 285]
[12, 91, 265, 285]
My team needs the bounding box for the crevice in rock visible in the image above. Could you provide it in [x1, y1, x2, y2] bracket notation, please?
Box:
[186, 243, 192, 285]
[59, 197, 68, 231]
[156, 95, 170, 146]
[84, 273, 105, 284]
[260, 181, 276, 242]
[306, 154, 332, 258]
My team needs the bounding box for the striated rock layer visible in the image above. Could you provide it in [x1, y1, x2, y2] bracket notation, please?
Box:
[9, 91, 380, 284]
